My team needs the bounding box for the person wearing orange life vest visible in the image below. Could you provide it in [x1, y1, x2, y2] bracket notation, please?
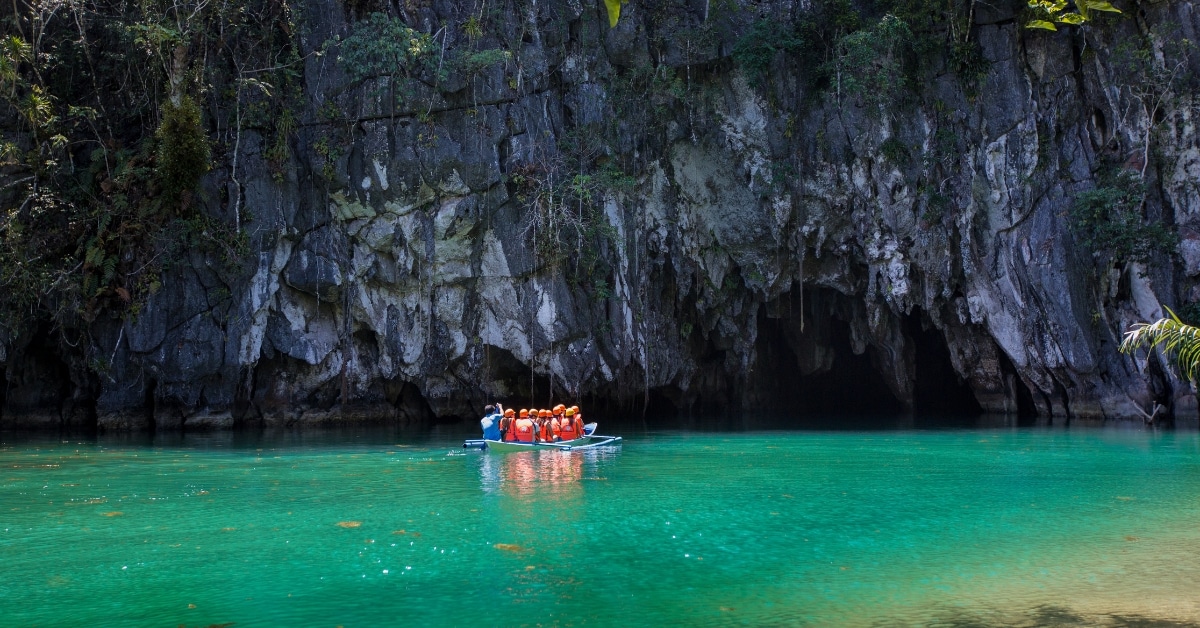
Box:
[505, 409, 526, 442]
[513, 410, 536, 443]
[559, 406, 581, 440]
[528, 410, 542, 442]
[551, 404, 567, 439]
[537, 409, 554, 442]
[537, 409, 549, 442]
[550, 408, 563, 441]
[496, 408, 515, 441]
[571, 406, 584, 436]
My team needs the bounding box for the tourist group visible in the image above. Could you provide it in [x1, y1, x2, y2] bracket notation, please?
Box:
[480, 404, 585, 443]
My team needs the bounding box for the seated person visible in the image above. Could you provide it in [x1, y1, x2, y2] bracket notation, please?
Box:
[480, 404, 502, 441]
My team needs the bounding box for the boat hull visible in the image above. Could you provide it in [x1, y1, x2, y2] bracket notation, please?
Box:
[483, 436, 592, 452]
[463, 423, 601, 451]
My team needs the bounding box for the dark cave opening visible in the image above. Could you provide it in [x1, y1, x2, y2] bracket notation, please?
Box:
[643, 387, 685, 420]
[587, 386, 684, 429]
[480, 344, 559, 409]
[2, 325, 76, 427]
[783, 314, 907, 418]
[144, 378, 158, 432]
[749, 311, 807, 413]
[384, 380, 440, 424]
[905, 313, 984, 418]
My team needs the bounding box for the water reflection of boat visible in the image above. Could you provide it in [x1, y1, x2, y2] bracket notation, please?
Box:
[477, 442, 621, 497]
[496, 448, 586, 496]
[463, 424, 623, 452]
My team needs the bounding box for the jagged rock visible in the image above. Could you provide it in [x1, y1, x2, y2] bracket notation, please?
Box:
[4, 0, 1198, 429]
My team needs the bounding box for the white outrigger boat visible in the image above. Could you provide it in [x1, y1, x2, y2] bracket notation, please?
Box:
[463, 423, 622, 451]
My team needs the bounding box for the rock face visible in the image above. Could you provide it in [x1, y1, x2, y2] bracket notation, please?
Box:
[3, 0, 1199, 429]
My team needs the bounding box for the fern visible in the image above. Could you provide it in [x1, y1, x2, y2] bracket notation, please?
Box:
[1120, 307, 1200, 382]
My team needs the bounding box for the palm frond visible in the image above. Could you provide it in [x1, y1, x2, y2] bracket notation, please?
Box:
[1120, 307, 1200, 382]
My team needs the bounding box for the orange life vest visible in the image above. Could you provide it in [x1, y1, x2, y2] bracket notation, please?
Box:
[558, 417, 578, 439]
[514, 418, 535, 443]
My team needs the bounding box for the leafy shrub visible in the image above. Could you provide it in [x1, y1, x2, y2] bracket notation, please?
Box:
[451, 48, 510, 78]
[155, 96, 211, 208]
[1070, 170, 1177, 265]
[732, 20, 805, 86]
[880, 136, 909, 166]
[333, 13, 435, 83]
[829, 14, 914, 110]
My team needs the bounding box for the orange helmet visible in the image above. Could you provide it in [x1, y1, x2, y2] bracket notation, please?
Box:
[504, 408, 514, 417]
[565, 407, 576, 417]
[571, 406, 580, 414]
[553, 404, 566, 414]
[519, 409, 529, 418]
[540, 409, 551, 418]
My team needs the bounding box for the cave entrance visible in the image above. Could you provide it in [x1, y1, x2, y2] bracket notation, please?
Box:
[782, 314, 906, 418]
[905, 313, 983, 418]
[2, 324, 77, 429]
[480, 345, 559, 409]
[566, 387, 683, 431]
[386, 380, 441, 424]
[144, 378, 158, 432]
[0, 364, 6, 425]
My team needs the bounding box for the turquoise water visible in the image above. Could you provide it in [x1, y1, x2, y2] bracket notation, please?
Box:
[3, 426, 1200, 626]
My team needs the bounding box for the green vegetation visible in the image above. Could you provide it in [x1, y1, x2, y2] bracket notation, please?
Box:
[327, 12, 510, 111]
[333, 13, 436, 84]
[729, 0, 985, 104]
[451, 48, 511, 78]
[605, 63, 690, 141]
[1120, 308, 1200, 382]
[1026, 0, 1121, 31]
[265, 109, 297, 183]
[1069, 169, 1177, 266]
[732, 20, 805, 87]
[0, 0, 291, 350]
[1110, 31, 1194, 180]
[880, 137, 909, 166]
[328, 12, 437, 109]
[508, 127, 623, 296]
[832, 15, 914, 110]
[155, 96, 211, 207]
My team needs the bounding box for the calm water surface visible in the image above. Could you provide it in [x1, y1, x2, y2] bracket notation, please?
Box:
[3, 426, 1200, 626]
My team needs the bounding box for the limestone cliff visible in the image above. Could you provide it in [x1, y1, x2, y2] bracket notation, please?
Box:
[2, 0, 1197, 429]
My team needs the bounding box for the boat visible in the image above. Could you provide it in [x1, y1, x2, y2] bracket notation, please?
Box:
[462, 423, 622, 451]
